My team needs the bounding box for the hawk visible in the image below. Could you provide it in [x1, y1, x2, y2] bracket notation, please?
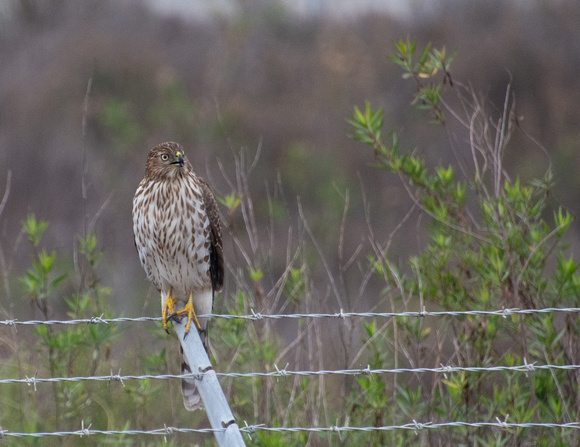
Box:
[132, 141, 224, 411]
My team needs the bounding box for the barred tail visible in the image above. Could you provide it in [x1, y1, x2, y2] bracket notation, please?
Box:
[180, 329, 209, 411]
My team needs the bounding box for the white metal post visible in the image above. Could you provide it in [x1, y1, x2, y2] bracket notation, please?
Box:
[173, 318, 246, 446]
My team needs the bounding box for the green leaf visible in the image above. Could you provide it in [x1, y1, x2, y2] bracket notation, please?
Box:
[418, 42, 431, 65]
[248, 266, 263, 282]
[22, 214, 49, 247]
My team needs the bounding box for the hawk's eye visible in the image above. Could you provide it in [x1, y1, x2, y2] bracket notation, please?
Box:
[161, 154, 169, 161]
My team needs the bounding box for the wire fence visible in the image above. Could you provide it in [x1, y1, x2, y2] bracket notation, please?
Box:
[2, 421, 580, 440]
[3, 305, 580, 327]
[3, 362, 580, 388]
[2, 306, 580, 441]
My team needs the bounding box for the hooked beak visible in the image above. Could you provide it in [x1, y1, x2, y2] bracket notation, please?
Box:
[172, 151, 185, 167]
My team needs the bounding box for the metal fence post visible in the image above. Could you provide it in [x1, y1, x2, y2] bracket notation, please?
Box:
[173, 318, 246, 446]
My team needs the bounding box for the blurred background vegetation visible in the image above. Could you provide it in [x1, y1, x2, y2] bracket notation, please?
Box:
[1, 0, 580, 445]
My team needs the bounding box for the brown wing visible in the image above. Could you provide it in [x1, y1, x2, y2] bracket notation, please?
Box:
[199, 177, 224, 292]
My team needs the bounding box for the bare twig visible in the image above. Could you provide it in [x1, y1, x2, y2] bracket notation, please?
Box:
[0, 171, 12, 315]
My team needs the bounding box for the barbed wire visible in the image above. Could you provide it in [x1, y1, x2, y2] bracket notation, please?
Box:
[3, 307, 580, 442]
[3, 306, 580, 327]
[2, 420, 580, 440]
[2, 307, 579, 391]
[1, 362, 579, 389]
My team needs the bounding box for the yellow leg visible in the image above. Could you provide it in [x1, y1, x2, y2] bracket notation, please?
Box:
[172, 291, 201, 334]
[162, 288, 178, 332]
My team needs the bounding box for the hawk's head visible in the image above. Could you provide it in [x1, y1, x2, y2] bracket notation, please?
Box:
[144, 142, 192, 181]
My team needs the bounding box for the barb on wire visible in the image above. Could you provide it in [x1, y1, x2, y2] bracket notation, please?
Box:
[4, 306, 580, 327]
[80, 421, 91, 438]
[108, 369, 125, 387]
[25, 372, 37, 391]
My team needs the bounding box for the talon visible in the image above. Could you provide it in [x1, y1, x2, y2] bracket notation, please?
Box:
[171, 292, 201, 334]
[162, 288, 178, 332]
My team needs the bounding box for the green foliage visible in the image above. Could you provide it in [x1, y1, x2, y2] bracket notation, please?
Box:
[388, 38, 455, 123]
[346, 40, 580, 445]
[283, 266, 307, 306]
[22, 214, 49, 247]
[20, 249, 66, 304]
[19, 215, 66, 318]
[2, 221, 130, 445]
[218, 192, 242, 215]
